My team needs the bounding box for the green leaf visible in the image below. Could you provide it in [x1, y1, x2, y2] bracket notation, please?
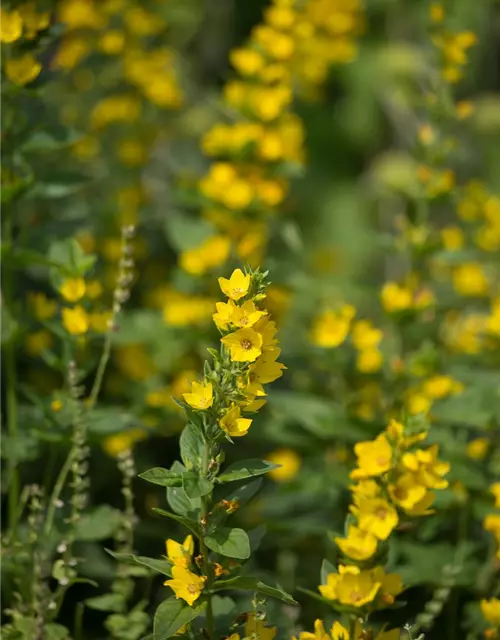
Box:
[48, 238, 96, 276]
[212, 576, 297, 605]
[152, 509, 201, 537]
[74, 505, 122, 541]
[182, 472, 213, 499]
[321, 559, 336, 585]
[30, 172, 88, 199]
[217, 459, 279, 483]
[1, 434, 39, 463]
[139, 468, 183, 488]
[85, 593, 125, 613]
[153, 598, 206, 639]
[205, 528, 250, 559]
[164, 214, 214, 252]
[106, 550, 173, 576]
[44, 624, 71, 640]
[179, 423, 205, 471]
[167, 462, 201, 518]
[1, 302, 19, 346]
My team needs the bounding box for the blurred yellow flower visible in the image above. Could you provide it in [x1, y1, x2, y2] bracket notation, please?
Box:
[466, 438, 490, 460]
[30, 292, 57, 320]
[5, 53, 42, 86]
[219, 404, 252, 437]
[103, 428, 147, 457]
[62, 306, 89, 335]
[267, 448, 301, 482]
[335, 525, 378, 561]
[59, 277, 86, 302]
[1, 8, 23, 42]
[218, 269, 251, 300]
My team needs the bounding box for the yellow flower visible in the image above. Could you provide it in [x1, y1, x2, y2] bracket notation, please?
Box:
[311, 306, 355, 348]
[335, 568, 381, 608]
[453, 263, 489, 296]
[351, 320, 383, 350]
[25, 330, 53, 356]
[335, 525, 378, 561]
[351, 434, 393, 480]
[490, 483, 500, 508]
[86, 280, 103, 299]
[51, 399, 63, 412]
[294, 619, 339, 640]
[388, 474, 434, 515]
[221, 327, 263, 362]
[213, 300, 236, 330]
[5, 53, 42, 86]
[248, 352, 286, 385]
[29, 292, 58, 320]
[481, 599, 500, 626]
[466, 437, 490, 460]
[62, 306, 89, 335]
[89, 310, 112, 333]
[166, 535, 194, 568]
[1, 8, 23, 42]
[183, 381, 213, 410]
[356, 348, 383, 373]
[230, 300, 267, 328]
[267, 449, 301, 482]
[401, 445, 449, 490]
[352, 497, 399, 540]
[441, 226, 464, 251]
[422, 374, 462, 399]
[164, 566, 206, 606]
[380, 282, 412, 313]
[219, 404, 252, 437]
[244, 613, 276, 640]
[102, 429, 147, 457]
[59, 277, 86, 302]
[218, 268, 251, 300]
[430, 3, 445, 23]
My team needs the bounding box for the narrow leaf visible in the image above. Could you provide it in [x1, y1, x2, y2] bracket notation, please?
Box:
[152, 508, 201, 537]
[212, 576, 297, 605]
[217, 459, 279, 483]
[139, 468, 183, 488]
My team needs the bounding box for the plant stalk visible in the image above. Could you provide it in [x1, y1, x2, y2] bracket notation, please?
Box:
[200, 438, 214, 639]
[4, 210, 20, 532]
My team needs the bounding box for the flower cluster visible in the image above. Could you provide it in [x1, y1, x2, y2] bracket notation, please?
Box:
[1, 5, 48, 86]
[182, 268, 285, 437]
[318, 419, 448, 616]
[182, 0, 364, 278]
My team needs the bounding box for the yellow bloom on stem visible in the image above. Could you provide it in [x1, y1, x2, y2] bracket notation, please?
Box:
[30, 292, 58, 320]
[213, 300, 236, 330]
[183, 380, 213, 410]
[335, 525, 378, 561]
[244, 613, 276, 640]
[380, 282, 412, 313]
[267, 448, 301, 482]
[351, 434, 393, 480]
[466, 437, 489, 460]
[490, 483, 500, 508]
[353, 497, 399, 540]
[372, 567, 404, 605]
[166, 535, 194, 568]
[401, 445, 449, 489]
[1, 8, 23, 42]
[388, 474, 434, 515]
[218, 268, 250, 300]
[294, 619, 336, 640]
[335, 569, 381, 608]
[5, 53, 42, 86]
[59, 277, 86, 302]
[310, 306, 355, 348]
[351, 320, 383, 351]
[164, 566, 206, 606]
[231, 300, 267, 328]
[356, 348, 383, 373]
[481, 599, 500, 626]
[221, 327, 263, 362]
[62, 306, 89, 335]
[219, 404, 252, 437]
[248, 351, 286, 384]
[453, 262, 489, 296]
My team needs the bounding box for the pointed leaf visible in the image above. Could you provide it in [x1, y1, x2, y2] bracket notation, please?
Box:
[153, 597, 206, 639]
[217, 459, 279, 483]
[152, 508, 201, 537]
[139, 468, 183, 488]
[205, 528, 250, 559]
[106, 550, 173, 576]
[179, 423, 205, 471]
[212, 576, 297, 605]
[182, 472, 213, 499]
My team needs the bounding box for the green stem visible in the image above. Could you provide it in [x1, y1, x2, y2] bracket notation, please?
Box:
[43, 445, 76, 536]
[88, 331, 112, 407]
[200, 438, 214, 640]
[74, 602, 85, 640]
[2, 209, 20, 531]
[348, 616, 357, 640]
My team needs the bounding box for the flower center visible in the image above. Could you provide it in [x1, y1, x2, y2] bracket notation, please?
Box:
[350, 590, 362, 602]
[240, 339, 253, 350]
[376, 508, 388, 520]
[187, 584, 198, 594]
[239, 316, 249, 325]
[376, 456, 389, 466]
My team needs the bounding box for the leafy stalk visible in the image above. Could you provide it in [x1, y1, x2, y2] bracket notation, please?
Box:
[201, 437, 215, 639]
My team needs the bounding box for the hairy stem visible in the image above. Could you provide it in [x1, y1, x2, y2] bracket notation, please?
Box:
[200, 438, 214, 639]
[43, 446, 76, 536]
[88, 331, 112, 407]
